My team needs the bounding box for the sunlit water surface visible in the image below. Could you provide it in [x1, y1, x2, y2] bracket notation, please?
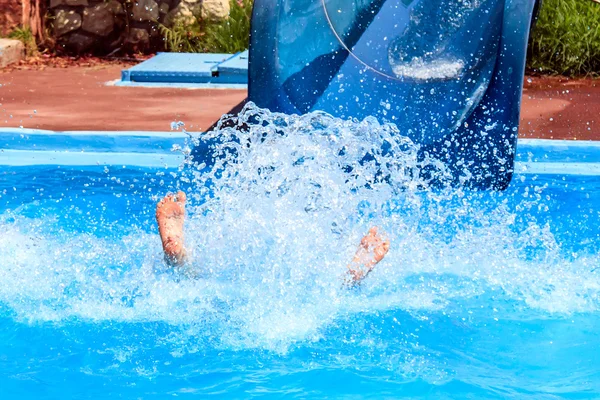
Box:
[1, 107, 599, 398]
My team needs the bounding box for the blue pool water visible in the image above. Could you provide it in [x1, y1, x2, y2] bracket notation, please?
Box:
[1, 111, 600, 398]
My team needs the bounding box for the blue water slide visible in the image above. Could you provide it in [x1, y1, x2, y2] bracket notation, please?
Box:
[245, 0, 538, 189]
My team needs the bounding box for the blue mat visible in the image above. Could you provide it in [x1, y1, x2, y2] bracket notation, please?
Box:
[121, 51, 248, 86]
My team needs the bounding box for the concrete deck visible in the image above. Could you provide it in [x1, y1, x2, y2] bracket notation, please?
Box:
[0, 65, 598, 140]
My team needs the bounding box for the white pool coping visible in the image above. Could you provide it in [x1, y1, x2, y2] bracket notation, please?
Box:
[0, 128, 188, 167]
[1, 149, 184, 168]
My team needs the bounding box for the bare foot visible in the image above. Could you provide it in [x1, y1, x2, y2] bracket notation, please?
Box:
[156, 191, 187, 267]
[346, 227, 390, 285]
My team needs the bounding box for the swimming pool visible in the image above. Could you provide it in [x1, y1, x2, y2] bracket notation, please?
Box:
[1, 113, 600, 398]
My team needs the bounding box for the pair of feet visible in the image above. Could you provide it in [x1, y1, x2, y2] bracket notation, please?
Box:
[156, 192, 390, 283]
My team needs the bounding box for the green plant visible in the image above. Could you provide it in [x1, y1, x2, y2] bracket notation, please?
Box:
[201, 0, 253, 53]
[8, 26, 39, 57]
[527, 0, 600, 76]
[160, 0, 253, 53]
[159, 21, 204, 53]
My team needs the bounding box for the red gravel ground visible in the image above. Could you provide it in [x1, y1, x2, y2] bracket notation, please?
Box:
[0, 63, 598, 139]
[521, 76, 599, 140]
[0, 64, 246, 132]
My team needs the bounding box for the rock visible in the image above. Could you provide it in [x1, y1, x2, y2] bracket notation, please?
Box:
[50, 0, 89, 7]
[108, 0, 125, 15]
[54, 9, 82, 37]
[82, 3, 115, 37]
[131, 0, 159, 22]
[0, 39, 25, 68]
[165, 0, 201, 26]
[64, 32, 95, 53]
[125, 28, 150, 50]
[200, 0, 230, 20]
[159, 2, 170, 15]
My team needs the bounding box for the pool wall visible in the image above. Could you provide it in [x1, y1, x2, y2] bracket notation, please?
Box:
[0, 128, 186, 168]
[1, 128, 599, 176]
[514, 139, 600, 176]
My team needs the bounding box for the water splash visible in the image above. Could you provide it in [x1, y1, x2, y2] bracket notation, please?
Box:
[0, 104, 599, 357]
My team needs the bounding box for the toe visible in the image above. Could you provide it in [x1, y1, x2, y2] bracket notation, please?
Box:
[175, 191, 187, 204]
[156, 193, 179, 218]
[156, 199, 166, 218]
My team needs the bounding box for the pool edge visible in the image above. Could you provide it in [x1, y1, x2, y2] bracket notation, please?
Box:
[1, 129, 599, 174]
